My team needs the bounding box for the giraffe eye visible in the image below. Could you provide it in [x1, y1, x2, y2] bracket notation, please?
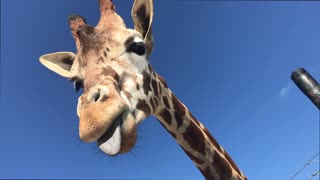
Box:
[127, 41, 145, 55]
[73, 80, 84, 92]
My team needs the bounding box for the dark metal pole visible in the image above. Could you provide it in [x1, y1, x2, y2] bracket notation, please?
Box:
[291, 68, 320, 110]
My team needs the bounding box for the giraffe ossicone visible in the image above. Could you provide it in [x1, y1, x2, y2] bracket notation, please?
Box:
[39, 0, 247, 179]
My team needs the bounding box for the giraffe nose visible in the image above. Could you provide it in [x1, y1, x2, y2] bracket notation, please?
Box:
[88, 86, 110, 103]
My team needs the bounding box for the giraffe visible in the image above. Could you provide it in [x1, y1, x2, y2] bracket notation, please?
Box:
[39, 0, 247, 179]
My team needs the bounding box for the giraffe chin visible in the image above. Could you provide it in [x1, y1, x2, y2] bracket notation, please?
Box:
[97, 115, 122, 156]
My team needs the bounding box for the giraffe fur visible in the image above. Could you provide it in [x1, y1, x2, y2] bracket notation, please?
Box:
[39, 0, 247, 179]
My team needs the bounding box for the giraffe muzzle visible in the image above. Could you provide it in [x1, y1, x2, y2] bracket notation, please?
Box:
[78, 83, 129, 150]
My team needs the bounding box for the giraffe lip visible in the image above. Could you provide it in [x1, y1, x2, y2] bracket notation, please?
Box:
[97, 113, 123, 156]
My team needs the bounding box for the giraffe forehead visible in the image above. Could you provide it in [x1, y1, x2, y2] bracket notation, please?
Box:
[76, 27, 141, 57]
[75, 42, 147, 82]
[102, 28, 143, 48]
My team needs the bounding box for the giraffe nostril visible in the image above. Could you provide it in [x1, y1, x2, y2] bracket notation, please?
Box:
[94, 90, 100, 102]
[88, 86, 110, 103]
[89, 87, 109, 103]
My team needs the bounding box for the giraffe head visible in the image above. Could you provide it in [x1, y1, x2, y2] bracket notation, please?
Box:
[39, 0, 155, 155]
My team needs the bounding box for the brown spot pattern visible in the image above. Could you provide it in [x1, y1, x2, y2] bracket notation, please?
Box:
[200, 167, 216, 180]
[158, 108, 172, 126]
[163, 96, 170, 109]
[172, 94, 185, 128]
[182, 121, 206, 156]
[98, 56, 104, 63]
[151, 79, 159, 97]
[174, 111, 184, 129]
[136, 99, 151, 116]
[212, 153, 233, 179]
[101, 66, 120, 82]
[142, 71, 152, 95]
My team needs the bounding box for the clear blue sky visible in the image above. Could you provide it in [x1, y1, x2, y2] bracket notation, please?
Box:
[1, 0, 319, 179]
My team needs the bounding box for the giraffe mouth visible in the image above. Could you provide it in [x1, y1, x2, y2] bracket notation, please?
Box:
[96, 112, 123, 156]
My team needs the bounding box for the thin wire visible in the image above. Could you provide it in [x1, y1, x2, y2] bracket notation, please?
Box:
[307, 160, 320, 165]
[290, 152, 320, 180]
[307, 170, 320, 180]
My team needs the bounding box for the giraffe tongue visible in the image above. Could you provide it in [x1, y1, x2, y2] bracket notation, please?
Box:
[97, 119, 121, 155]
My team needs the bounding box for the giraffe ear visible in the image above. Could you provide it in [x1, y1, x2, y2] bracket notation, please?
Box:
[131, 0, 153, 57]
[39, 52, 76, 78]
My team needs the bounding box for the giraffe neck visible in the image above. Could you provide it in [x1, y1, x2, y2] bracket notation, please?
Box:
[149, 72, 247, 180]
